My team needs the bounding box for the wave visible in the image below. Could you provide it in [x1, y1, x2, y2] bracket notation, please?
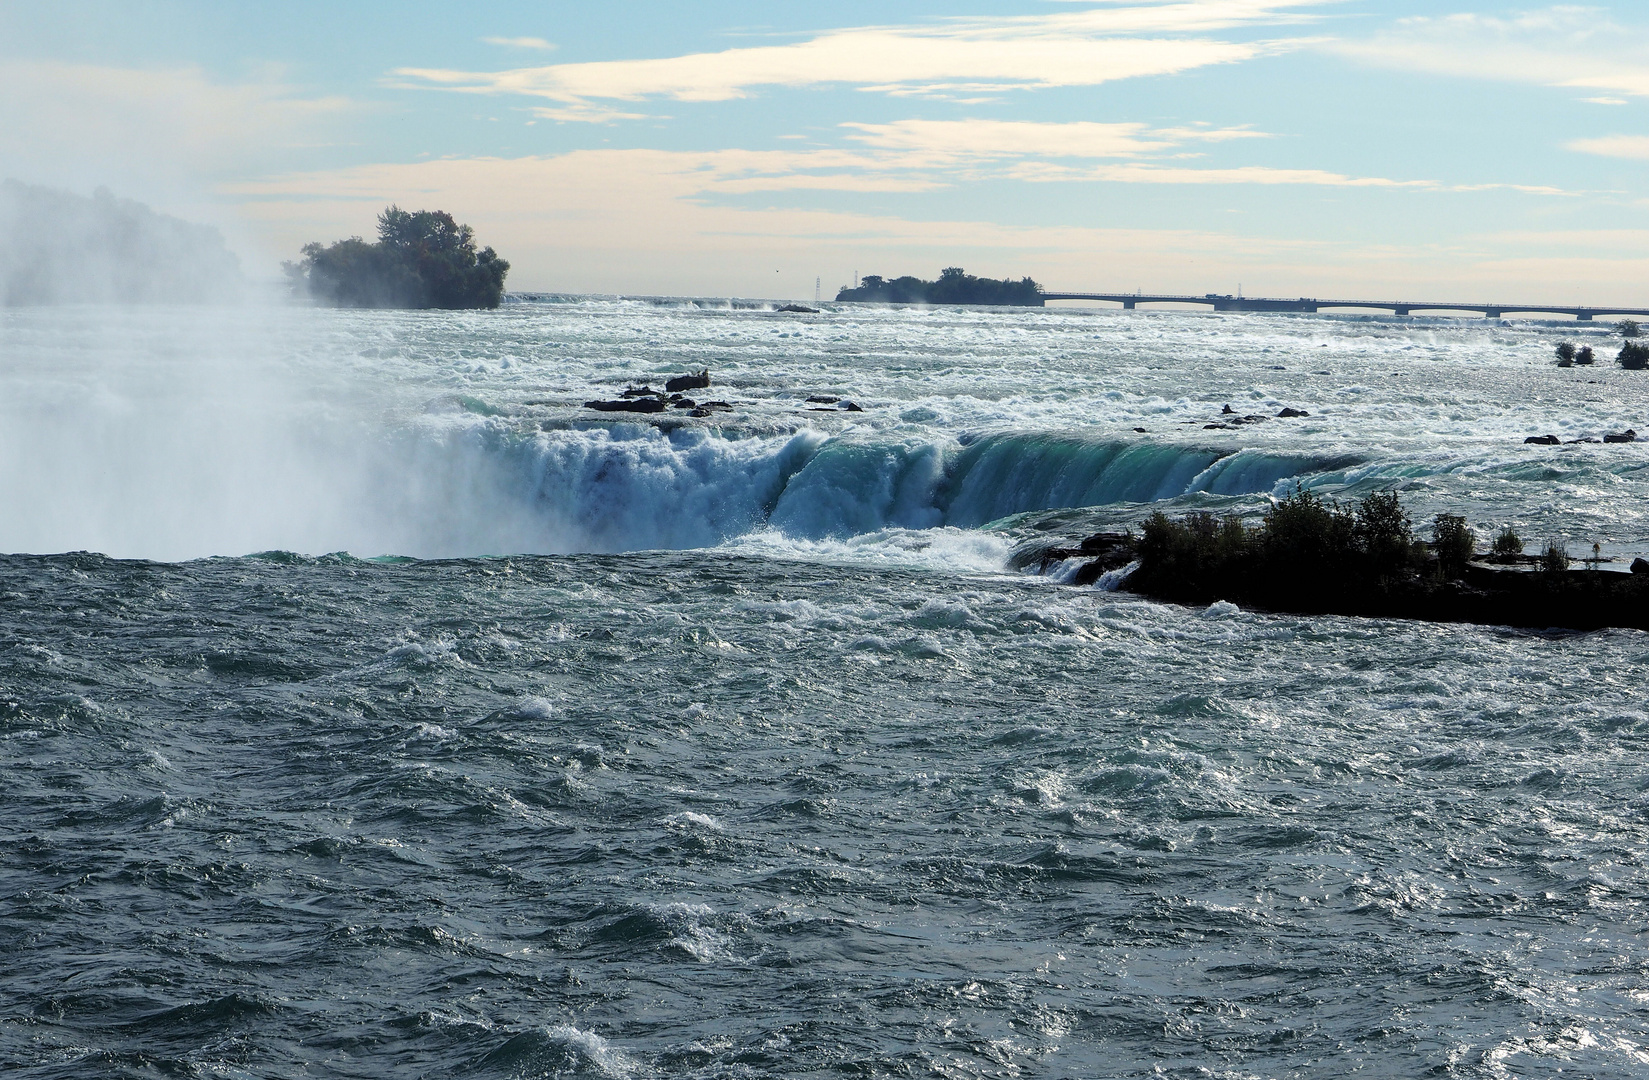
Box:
[938, 434, 1349, 527]
[460, 423, 1358, 552]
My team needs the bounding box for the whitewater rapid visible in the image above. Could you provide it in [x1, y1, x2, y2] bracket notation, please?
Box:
[1, 298, 1646, 561]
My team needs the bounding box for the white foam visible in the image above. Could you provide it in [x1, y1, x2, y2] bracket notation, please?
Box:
[543, 1025, 638, 1078]
[662, 811, 722, 831]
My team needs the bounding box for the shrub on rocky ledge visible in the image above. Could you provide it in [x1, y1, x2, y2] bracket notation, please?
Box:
[1133, 486, 1422, 604]
[1110, 497, 1649, 630]
[1433, 514, 1475, 574]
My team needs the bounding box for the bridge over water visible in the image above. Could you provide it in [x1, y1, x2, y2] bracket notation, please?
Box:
[1040, 291, 1649, 321]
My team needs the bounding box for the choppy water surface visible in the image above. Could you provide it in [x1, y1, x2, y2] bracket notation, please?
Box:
[3, 299, 1649, 1078]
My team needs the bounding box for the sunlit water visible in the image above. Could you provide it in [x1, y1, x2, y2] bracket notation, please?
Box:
[3, 299, 1647, 1078]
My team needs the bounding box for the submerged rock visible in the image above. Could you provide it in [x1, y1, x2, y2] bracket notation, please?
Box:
[777, 304, 819, 313]
[1276, 407, 1310, 418]
[1525, 435, 1561, 445]
[1604, 429, 1637, 443]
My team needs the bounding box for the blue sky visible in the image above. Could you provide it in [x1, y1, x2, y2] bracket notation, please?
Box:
[3, 1, 1647, 300]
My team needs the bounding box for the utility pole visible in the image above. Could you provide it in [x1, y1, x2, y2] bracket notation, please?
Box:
[815, 277, 821, 303]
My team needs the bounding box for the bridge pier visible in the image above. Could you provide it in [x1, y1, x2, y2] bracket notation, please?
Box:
[1484, 310, 1502, 319]
[1579, 313, 1593, 321]
[1123, 300, 1135, 310]
[1393, 307, 1410, 316]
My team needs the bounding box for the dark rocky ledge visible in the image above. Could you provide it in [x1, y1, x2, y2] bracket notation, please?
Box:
[1024, 491, 1649, 632]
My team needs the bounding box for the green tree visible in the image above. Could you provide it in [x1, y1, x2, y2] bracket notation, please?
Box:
[1555, 341, 1575, 365]
[285, 205, 509, 309]
[1619, 319, 1641, 338]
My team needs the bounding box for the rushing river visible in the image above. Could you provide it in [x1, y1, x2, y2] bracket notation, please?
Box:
[3, 298, 1647, 1078]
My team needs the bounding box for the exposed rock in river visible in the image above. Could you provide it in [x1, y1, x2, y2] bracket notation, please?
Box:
[585, 398, 668, 413]
[666, 370, 710, 393]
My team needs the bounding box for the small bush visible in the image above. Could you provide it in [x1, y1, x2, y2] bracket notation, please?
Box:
[1356, 490, 1414, 575]
[1539, 539, 1570, 573]
[1576, 345, 1595, 365]
[1620, 319, 1641, 339]
[1491, 526, 1522, 559]
[1433, 514, 1475, 573]
[1620, 341, 1649, 370]
[1555, 341, 1576, 364]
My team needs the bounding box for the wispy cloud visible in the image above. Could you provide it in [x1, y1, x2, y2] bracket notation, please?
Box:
[528, 104, 652, 124]
[1328, 7, 1649, 100]
[223, 151, 1643, 301]
[1012, 161, 1432, 187]
[842, 119, 1269, 160]
[481, 36, 556, 51]
[393, 2, 1324, 109]
[1567, 134, 1649, 160]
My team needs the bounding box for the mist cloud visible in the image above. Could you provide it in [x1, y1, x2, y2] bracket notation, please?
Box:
[1, 180, 243, 305]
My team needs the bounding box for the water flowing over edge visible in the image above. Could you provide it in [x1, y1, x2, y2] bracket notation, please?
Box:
[442, 422, 1361, 555]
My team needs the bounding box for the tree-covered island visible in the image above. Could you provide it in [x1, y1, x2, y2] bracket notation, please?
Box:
[836, 267, 1044, 306]
[284, 206, 509, 309]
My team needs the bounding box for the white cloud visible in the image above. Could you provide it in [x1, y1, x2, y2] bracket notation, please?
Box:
[222, 149, 1331, 294]
[1328, 8, 1649, 99]
[842, 119, 1269, 160]
[529, 104, 653, 124]
[1567, 134, 1649, 160]
[393, 2, 1323, 108]
[219, 150, 1647, 302]
[1584, 97, 1629, 105]
[1016, 161, 1432, 187]
[481, 36, 556, 50]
